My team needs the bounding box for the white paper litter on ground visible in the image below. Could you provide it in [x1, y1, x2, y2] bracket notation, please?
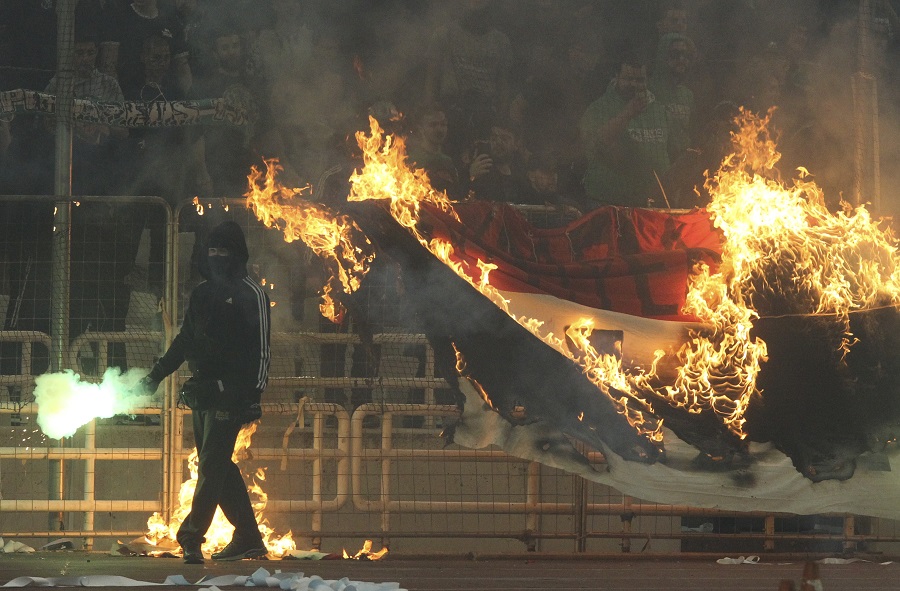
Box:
[1, 541, 35, 554]
[817, 557, 894, 565]
[716, 555, 761, 564]
[1, 567, 406, 590]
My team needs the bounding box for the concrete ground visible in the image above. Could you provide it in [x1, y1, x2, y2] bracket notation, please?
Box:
[0, 553, 899, 590]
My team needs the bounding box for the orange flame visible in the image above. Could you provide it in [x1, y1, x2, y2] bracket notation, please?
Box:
[660, 107, 900, 437]
[343, 539, 389, 560]
[145, 422, 295, 557]
[348, 118, 663, 442]
[246, 110, 899, 449]
[245, 158, 375, 322]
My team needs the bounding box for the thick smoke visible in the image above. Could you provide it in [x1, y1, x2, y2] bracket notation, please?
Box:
[34, 367, 154, 439]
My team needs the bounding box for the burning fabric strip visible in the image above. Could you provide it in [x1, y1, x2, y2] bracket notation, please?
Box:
[243, 108, 900, 520]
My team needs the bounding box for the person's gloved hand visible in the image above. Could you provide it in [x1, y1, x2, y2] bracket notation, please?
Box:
[138, 374, 161, 395]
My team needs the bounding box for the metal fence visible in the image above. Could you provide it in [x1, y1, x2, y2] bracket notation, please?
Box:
[1, 0, 898, 558]
[1, 194, 899, 558]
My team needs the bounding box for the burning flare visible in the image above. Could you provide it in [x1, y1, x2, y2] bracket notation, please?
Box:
[34, 368, 155, 439]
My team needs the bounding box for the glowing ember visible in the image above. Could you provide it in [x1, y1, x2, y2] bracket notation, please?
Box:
[245, 158, 375, 322]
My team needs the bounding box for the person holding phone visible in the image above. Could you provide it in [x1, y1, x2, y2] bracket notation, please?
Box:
[579, 52, 673, 209]
[464, 118, 527, 203]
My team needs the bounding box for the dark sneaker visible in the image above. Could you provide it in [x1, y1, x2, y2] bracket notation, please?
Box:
[211, 539, 267, 561]
[181, 543, 204, 564]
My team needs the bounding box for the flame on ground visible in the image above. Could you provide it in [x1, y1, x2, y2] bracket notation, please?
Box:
[144, 422, 387, 560]
[145, 422, 295, 557]
[343, 539, 390, 560]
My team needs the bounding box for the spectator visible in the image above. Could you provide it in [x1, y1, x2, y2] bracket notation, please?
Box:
[650, 33, 697, 160]
[121, 33, 190, 299]
[43, 32, 127, 196]
[579, 52, 671, 209]
[276, 27, 369, 184]
[659, 100, 740, 209]
[189, 27, 288, 283]
[173, 0, 216, 80]
[27, 28, 132, 372]
[510, 28, 609, 160]
[508, 28, 610, 203]
[46, 31, 133, 370]
[405, 102, 461, 199]
[465, 117, 528, 203]
[191, 29, 277, 200]
[516, 150, 580, 209]
[656, 1, 689, 37]
[100, 0, 191, 94]
[424, 0, 513, 163]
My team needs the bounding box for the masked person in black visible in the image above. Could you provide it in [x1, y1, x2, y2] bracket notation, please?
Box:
[140, 221, 271, 564]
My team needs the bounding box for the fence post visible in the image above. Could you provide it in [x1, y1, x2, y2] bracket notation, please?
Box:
[49, 0, 76, 538]
[852, 0, 881, 211]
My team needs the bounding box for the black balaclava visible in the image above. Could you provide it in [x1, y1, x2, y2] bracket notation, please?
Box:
[206, 221, 249, 282]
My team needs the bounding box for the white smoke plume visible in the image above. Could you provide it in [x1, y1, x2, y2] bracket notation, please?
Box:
[34, 367, 156, 439]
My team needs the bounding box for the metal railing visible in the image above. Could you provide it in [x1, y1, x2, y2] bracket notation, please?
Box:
[0, 194, 887, 555]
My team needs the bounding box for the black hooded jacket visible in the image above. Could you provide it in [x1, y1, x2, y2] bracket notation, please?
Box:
[149, 222, 271, 412]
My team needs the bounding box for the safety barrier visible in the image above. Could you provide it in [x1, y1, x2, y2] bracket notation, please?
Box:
[0, 195, 888, 556]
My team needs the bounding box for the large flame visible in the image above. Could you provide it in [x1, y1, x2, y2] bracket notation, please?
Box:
[245, 159, 375, 322]
[661, 107, 900, 437]
[346, 118, 663, 442]
[146, 423, 295, 557]
[245, 110, 899, 449]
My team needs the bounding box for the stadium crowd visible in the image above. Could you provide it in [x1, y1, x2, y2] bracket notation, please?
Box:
[0, 0, 898, 388]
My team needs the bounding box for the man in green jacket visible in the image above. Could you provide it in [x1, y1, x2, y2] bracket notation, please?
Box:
[579, 54, 671, 209]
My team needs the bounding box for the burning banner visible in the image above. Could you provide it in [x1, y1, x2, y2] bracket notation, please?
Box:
[248, 111, 900, 519]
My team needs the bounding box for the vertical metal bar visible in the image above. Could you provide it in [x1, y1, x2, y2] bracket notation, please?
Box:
[312, 411, 323, 535]
[764, 514, 775, 552]
[843, 515, 856, 553]
[380, 412, 392, 536]
[424, 342, 435, 429]
[49, 0, 76, 536]
[868, 77, 880, 213]
[161, 202, 176, 521]
[82, 420, 96, 549]
[524, 462, 540, 552]
[620, 495, 632, 553]
[852, 0, 880, 211]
